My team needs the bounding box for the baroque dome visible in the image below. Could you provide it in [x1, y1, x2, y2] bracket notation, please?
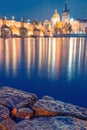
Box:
[52, 10, 60, 19]
[51, 10, 60, 24]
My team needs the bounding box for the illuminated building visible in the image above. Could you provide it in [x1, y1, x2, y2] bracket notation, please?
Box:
[0, 2, 86, 37]
[76, 19, 87, 33]
[71, 20, 80, 33]
[51, 10, 60, 25]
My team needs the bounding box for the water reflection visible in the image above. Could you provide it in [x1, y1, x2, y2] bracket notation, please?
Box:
[0, 38, 22, 77]
[24, 38, 35, 77]
[0, 37, 87, 80]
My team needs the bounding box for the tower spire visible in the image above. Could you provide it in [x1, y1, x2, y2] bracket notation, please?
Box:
[63, 2, 69, 13]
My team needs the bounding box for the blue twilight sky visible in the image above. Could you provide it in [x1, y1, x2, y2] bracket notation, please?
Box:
[0, 0, 87, 22]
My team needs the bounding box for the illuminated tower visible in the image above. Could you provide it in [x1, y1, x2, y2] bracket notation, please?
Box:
[51, 10, 60, 25]
[1, 16, 12, 38]
[21, 17, 24, 28]
[62, 3, 70, 23]
[2, 16, 7, 25]
[20, 17, 28, 37]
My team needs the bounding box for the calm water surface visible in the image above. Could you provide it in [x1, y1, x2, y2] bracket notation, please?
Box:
[0, 37, 87, 107]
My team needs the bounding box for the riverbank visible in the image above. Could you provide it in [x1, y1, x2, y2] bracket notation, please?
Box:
[0, 33, 87, 39]
[54, 33, 87, 37]
[0, 86, 87, 130]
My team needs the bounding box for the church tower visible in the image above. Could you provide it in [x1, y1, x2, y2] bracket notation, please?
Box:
[62, 3, 70, 23]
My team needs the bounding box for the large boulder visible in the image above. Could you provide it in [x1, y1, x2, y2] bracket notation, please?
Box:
[0, 118, 16, 130]
[12, 107, 34, 119]
[0, 87, 37, 109]
[0, 105, 9, 122]
[33, 96, 87, 120]
[14, 116, 87, 130]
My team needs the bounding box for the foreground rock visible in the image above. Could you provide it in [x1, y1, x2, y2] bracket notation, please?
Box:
[14, 116, 87, 130]
[0, 86, 37, 109]
[33, 96, 87, 120]
[0, 105, 9, 122]
[0, 118, 16, 130]
[12, 107, 34, 119]
[0, 87, 87, 129]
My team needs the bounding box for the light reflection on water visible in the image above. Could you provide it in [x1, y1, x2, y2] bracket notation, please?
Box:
[0, 37, 87, 107]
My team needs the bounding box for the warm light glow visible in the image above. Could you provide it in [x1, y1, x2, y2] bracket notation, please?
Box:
[12, 38, 17, 76]
[24, 38, 31, 76]
[0, 37, 86, 82]
[48, 38, 52, 77]
[5, 39, 10, 75]
[55, 38, 61, 77]
[47, 38, 57, 79]
[38, 38, 43, 71]
[0, 39, 4, 69]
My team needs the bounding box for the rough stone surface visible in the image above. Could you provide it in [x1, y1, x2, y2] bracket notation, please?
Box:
[0, 105, 9, 123]
[14, 116, 87, 130]
[12, 108, 34, 119]
[0, 86, 38, 109]
[33, 96, 87, 120]
[42, 96, 54, 101]
[0, 118, 16, 130]
[0, 87, 87, 130]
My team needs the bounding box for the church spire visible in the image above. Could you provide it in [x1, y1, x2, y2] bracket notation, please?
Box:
[63, 2, 69, 13]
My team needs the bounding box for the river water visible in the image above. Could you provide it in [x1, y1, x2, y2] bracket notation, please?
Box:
[0, 37, 87, 107]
